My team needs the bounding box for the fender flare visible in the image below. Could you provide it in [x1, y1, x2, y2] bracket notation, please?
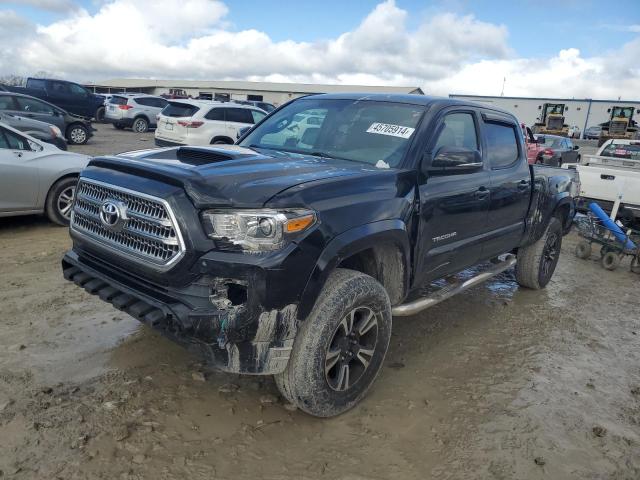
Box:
[297, 219, 411, 320]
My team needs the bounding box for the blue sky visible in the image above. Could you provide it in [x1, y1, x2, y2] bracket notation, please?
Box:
[1, 0, 638, 98]
[6, 0, 639, 57]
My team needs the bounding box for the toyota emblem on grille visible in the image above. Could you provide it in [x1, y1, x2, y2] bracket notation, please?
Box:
[99, 199, 127, 231]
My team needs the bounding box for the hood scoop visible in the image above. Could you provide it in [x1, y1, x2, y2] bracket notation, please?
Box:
[175, 146, 241, 165]
[175, 146, 258, 166]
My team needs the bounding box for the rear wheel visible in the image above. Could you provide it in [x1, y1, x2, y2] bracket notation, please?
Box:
[45, 177, 77, 226]
[274, 269, 392, 417]
[601, 251, 620, 271]
[95, 107, 105, 123]
[574, 241, 592, 259]
[516, 216, 563, 289]
[132, 117, 149, 133]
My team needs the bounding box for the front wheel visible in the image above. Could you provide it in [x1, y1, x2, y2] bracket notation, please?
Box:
[275, 269, 392, 417]
[516, 216, 563, 289]
[45, 177, 77, 226]
[67, 124, 89, 145]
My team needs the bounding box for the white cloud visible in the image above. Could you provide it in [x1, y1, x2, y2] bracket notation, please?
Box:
[0, 0, 639, 99]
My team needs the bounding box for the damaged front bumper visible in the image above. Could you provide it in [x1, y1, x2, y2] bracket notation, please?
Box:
[62, 250, 298, 375]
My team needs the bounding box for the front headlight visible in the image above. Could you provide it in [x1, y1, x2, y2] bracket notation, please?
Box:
[200, 209, 316, 252]
[49, 125, 63, 138]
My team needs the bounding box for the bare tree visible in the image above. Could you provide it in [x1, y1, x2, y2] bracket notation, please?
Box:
[32, 70, 54, 79]
[0, 74, 26, 86]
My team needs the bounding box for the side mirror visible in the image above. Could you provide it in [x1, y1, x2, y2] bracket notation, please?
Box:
[425, 147, 482, 174]
[237, 126, 251, 139]
[573, 145, 579, 150]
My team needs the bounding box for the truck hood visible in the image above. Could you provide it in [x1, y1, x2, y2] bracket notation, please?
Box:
[87, 145, 388, 208]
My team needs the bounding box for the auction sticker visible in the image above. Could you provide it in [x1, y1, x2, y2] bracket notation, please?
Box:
[366, 123, 415, 139]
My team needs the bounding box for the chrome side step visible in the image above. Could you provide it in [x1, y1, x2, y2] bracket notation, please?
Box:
[391, 254, 517, 317]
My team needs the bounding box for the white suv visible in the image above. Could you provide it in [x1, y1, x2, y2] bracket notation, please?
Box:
[155, 100, 267, 147]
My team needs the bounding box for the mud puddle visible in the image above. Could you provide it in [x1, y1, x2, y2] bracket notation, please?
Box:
[1, 216, 639, 479]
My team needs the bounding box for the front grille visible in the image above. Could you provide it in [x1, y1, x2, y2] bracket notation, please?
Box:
[70, 179, 185, 269]
[547, 117, 563, 130]
[610, 121, 627, 136]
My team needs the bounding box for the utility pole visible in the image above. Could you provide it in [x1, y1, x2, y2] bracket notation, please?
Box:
[500, 77, 506, 97]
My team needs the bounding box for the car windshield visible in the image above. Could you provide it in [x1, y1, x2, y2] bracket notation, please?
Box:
[239, 98, 425, 168]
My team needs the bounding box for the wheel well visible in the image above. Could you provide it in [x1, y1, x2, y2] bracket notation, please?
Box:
[336, 243, 405, 305]
[554, 203, 571, 231]
[45, 173, 78, 206]
[134, 114, 149, 122]
[66, 122, 86, 135]
[210, 136, 234, 144]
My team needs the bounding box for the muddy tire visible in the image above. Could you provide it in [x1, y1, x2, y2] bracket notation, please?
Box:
[274, 269, 391, 417]
[575, 241, 592, 259]
[601, 251, 620, 271]
[516, 217, 563, 289]
[45, 176, 77, 226]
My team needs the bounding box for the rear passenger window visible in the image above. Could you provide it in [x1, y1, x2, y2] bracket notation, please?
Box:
[226, 108, 253, 124]
[433, 113, 479, 153]
[134, 97, 151, 106]
[163, 102, 199, 118]
[205, 108, 225, 121]
[485, 122, 519, 168]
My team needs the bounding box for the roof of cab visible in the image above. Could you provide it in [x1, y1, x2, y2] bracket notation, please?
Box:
[296, 92, 516, 117]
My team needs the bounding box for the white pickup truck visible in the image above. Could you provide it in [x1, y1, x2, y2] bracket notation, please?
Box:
[576, 139, 640, 223]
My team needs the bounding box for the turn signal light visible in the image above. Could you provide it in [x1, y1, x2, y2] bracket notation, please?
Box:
[285, 214, 315, 233]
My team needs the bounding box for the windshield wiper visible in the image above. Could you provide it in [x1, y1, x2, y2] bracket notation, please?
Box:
[308, 151, 341, 160]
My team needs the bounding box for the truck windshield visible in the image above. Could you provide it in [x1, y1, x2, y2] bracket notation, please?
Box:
[611, 107, 634, 119]
[239, 98, 425, 168]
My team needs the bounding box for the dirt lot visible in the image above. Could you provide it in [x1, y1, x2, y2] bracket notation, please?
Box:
[1, 127, 638, 479]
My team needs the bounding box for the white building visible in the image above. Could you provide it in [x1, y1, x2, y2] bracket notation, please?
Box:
[450, 94, 640, 133]
[85, 79, 423, 106]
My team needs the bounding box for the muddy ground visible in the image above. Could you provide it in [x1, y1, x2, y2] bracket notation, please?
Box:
[1, 127, 639, 479]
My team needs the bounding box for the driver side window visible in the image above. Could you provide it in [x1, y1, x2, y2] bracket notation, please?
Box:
[432, 112, 479, 154]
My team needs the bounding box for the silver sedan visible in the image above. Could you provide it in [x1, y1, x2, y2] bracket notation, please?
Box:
[0, 122, 90, 225]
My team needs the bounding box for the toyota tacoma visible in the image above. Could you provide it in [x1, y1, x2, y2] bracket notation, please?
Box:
[62, 94, 578, 417]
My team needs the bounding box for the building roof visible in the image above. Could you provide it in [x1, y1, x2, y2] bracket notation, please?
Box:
[450, 93, 640, 104]
[86, 78, 424, 95]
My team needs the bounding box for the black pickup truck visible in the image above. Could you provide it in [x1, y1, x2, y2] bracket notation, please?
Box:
[62, 94, 578, 417]
[5, 78, 105, 121]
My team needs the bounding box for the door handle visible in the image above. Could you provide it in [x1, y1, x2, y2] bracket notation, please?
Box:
[517, 180, 529, 191]
[474, 187, 489, 199]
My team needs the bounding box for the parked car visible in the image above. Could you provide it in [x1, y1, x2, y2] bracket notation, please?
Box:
[105, 94, 168, 133]
[0, 92, 94, 145]
[534, 134, 580, 167]
[97, 93, 113, 105]
[584, 125, 602, 140]
[233, 99, 276, 113]
[576, 139, 640, 223]
[522, 124, 545, 164]
[0, 122, 89, 225]
[4, 77, 106, 121]
[0, 111, 67, 150]
[568, 125, 581, 139]
[155, 100, 266, 146]
[62, 93, 578, 417]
